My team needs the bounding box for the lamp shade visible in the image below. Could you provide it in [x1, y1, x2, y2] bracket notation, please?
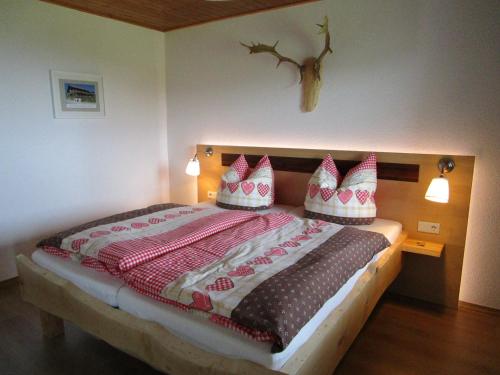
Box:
[185, 158, 200, 177]
[425, 176, 449, 203]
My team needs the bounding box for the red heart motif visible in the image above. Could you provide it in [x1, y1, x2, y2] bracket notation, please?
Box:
[71, 238, 88, 251]
[355, 190, 370, 205]
[314, 220, 329, 227]
[89, 230, 111, 238]
[220, 181, 227, 191]
[227, 183, 239, 193]
[179, 210, 194, 215]
[308, 184, 320, 199]
[111, 225, 129, 232]
[205, 277, 234, 292]
[279, 241, 300, 247]
[131, 222, 149, 229]
[304, 227, 322, 235]
[337, 189, 353, 204]
[241, 181, 255, 195]
[370, 191, 376, 203]
[228, 265, 255, 277]
[247, 256, 273, 265]
[292, 234, 311, 242]
[320, 188, 335, 202]
[164, 214, 180, 219]
[264, 247, 288, 256]
[190, 292, 213, 311]
[149, 217, 166, 224]
[257, 183, 270, 197]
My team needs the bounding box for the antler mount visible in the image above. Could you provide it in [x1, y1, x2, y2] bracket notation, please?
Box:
[240, 17, 332, 112]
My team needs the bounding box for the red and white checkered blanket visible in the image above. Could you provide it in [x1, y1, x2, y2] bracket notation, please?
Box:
[39, 203, 390, 352]
[40, 204, 259, 274]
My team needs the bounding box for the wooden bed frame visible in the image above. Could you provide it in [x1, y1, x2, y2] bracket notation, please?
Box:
[16, 145, 474, 374]
[16, 232, 405, 375]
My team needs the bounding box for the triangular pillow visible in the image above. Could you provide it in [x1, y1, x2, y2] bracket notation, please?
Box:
[304, 153, 377, 224]
[216, 155, 274, 210]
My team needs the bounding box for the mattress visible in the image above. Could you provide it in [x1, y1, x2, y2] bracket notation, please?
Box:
[32, 250, 125, 307]
[31, 205, 402, 370]
[350, 218, 402, 244]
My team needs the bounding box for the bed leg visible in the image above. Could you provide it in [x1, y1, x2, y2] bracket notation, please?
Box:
[39, 310, 65, 338]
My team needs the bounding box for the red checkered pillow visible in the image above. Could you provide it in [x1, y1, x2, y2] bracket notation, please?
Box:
[216, 155, 274, 211]
[304, 153, 377, 225]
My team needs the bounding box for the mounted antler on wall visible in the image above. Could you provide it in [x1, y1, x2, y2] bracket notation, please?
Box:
[241, 17, 332, 112]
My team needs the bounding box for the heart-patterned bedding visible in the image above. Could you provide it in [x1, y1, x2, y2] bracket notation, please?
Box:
[39, 202, 390, 352]
[216, 154, 274, 210]
[304, 153, 378, 225]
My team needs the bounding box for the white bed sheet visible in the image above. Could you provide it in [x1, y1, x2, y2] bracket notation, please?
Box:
[32, 249, 125, 307]
[288, 206, 402, 244]
[117, 218, 403, 370]
[349, 218, 402, 244]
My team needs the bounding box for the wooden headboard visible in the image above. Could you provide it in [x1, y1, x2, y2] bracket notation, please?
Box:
[196, 144, 475, 308]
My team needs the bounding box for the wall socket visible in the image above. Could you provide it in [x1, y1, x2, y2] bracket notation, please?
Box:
[207, 191, 217, 199]
[418, 221, 440, 234]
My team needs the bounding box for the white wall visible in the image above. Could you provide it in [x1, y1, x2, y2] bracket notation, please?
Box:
[0, 0, 169, 280]
[165, 1, 500, 308]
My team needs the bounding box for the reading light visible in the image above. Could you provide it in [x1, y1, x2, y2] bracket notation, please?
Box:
[205, 146, 214, 157]
[185, 154, 200, 177]
[425, 158, 455, 203]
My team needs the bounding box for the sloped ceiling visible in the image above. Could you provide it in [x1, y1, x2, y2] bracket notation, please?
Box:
[41, 0, 319, 31]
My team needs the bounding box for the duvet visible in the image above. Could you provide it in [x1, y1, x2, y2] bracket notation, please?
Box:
[38, 203, 390, 352]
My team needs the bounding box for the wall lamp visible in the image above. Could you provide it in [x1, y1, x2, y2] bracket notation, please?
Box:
[185, 146, 214, 177]
[205, 146, 214, 157]
[425, 158, 455, 203]
[185, 154, 200, 177]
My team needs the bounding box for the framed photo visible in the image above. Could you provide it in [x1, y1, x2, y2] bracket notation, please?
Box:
[50, 70, 105, 118]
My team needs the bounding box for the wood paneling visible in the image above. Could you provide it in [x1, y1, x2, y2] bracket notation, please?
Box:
[197, 144, 475, 308]
[221, 153, 420, 182]
[41, 0, 319, 32]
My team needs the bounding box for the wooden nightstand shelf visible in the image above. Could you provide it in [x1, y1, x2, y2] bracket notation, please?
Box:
[401, 239, 444, 257]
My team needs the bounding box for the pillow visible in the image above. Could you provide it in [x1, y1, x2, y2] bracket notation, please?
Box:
[304, 153, 377, 225]
[216, 154, 274, 211]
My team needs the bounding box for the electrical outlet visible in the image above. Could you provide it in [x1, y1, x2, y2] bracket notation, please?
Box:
[418, 221, 440, 234]
[207, 191, 217, 199]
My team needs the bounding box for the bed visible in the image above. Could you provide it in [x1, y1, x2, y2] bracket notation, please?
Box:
[16, 147, 418, 375]
[29, 202, 402, 371]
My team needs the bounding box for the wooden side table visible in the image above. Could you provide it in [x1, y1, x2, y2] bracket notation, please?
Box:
[401, 238, 444, 257]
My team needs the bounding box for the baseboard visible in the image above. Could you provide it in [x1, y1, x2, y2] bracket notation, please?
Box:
[458, 301, 500, 316]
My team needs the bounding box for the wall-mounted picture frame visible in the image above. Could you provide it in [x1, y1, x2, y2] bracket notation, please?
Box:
[50, 70, 105, 118]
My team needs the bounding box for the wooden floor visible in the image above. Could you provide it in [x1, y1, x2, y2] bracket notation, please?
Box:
[1, 278, 498, 375]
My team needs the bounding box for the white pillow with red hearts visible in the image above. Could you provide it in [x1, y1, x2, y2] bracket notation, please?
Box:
[216, 154, 274, 210]
[304, 153, 377, 225]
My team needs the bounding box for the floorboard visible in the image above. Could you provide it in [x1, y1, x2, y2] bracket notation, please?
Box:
[0, 279, 498, 375]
